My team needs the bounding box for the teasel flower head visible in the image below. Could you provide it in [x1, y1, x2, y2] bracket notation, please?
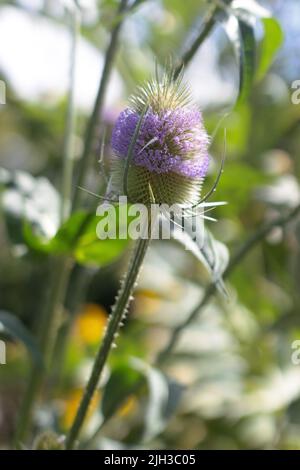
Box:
[110, 69, 210, 207]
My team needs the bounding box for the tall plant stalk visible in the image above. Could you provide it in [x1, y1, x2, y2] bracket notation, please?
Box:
[65, 223, 152, 449]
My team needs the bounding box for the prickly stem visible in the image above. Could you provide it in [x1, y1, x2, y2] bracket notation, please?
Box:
[65, 215, 152, 449]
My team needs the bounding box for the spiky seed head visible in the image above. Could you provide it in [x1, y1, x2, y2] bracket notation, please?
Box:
[110, 70, 210, 206]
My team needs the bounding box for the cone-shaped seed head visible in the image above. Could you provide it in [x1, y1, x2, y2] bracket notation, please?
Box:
[111, 71, 210, 206]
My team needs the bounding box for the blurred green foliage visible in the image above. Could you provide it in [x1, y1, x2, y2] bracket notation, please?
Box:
[1, 0, 300, 451]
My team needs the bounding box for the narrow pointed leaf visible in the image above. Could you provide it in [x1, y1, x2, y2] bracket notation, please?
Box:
[256, 17, 284, 81]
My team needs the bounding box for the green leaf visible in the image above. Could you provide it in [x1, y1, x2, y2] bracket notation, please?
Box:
[198, 229, 229, 292]
[101, 362, 142, 422]
[0, 169, 130, 267]
[49, 211, 95, 254]
[24, 208, 131, 267]
[131, 358, 184, 442]
[0, 311, 43, 369]
[75, 238, 130, 266]
[256, 17, 284, 81]
[24, 211, 95, 254]
[168, 216, 229, 293]
[223, 8, 282, 102]
[100, 358, 184, 442]
[221, 13, 256, 104]
[237, 19, 256, 104]
[73, 209, 131, 266]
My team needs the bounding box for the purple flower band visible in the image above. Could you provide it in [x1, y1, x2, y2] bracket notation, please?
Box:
[111, 107, 210, 179]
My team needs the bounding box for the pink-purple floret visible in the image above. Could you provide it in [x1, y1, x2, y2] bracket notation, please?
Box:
[111, 108, 210, 178]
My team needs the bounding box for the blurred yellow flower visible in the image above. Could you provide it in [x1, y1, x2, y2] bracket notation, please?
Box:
[76, 303, 107, 346]
[61, 388, 101, 431]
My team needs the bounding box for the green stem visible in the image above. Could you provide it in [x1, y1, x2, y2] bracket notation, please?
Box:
[49, 265, 94, 386]
[174, 0, 233, 78]
[157, 203, 300, 364]
[65, 231, 151, 449]
[13, 7, 80, 446]
[61, 8, 80, 222]
[127, 0, 147, 11]
[72, 0, 129, 211]
[175, 4, 217, 78]
[14, 257, 73, 447]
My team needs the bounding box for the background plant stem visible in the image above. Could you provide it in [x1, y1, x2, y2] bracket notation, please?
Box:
[13, 6, 80, 446]
[60, 7, 80, 223]
[14, 257, 73, 447]
[174, 0, 233, 78]
[174, 3, 218, 78]
[72, 0, 129, 211]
